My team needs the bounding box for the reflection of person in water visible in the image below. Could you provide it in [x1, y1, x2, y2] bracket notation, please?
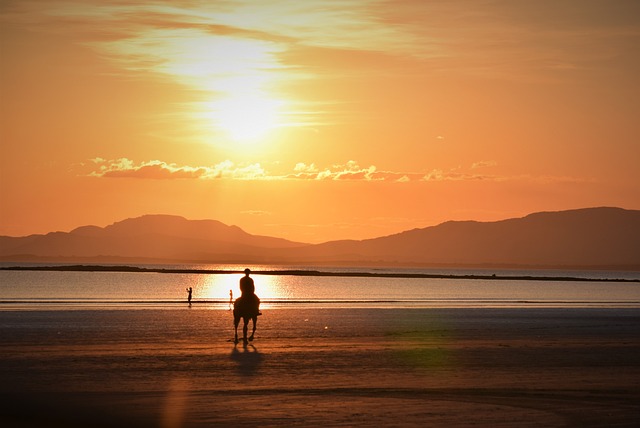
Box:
[233, 269, 261, 344]
[186, 287, 193, 304]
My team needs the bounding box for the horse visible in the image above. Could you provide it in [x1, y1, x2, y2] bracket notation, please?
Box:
[233, 294, 260, 344]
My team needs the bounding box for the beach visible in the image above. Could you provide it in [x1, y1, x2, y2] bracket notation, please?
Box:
[1, 307, 639, 427]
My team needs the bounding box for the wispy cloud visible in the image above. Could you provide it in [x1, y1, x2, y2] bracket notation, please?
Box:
[471, 160, 498, 169]
[57, 1, 422, 55]
[15, 0, 633, 154]
[422, 168, 500, 182]
[15, 1, 638, 88]
[36, 0, 425, 134]
[287, 161, 381, 181]
[241, 210, 271, 216]
[84, 158, 570, 183]
[86, 158, 266, 180]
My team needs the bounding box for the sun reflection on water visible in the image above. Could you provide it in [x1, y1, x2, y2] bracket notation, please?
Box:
[196, 273, 291, 302]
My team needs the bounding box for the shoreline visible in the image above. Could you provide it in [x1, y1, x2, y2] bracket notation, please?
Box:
[1, 307, 639, 426]
[2, 300, 640, 311]
[2, 264, 638, 282]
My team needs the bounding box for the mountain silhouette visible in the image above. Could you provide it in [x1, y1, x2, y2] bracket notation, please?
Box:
[0, 215, 305, 263]
[290, 207, 640, 268]
[1, 207, 639, 268]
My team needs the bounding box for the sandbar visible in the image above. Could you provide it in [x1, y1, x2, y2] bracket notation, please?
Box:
[1, 307, 639, 427]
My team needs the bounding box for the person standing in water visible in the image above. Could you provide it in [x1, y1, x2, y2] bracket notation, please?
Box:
[186, 287, 192, 304]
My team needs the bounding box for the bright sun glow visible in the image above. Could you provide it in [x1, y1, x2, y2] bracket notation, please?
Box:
[215, 92, 283, 143]
[198, 273, 289, 302]
[183, 37, 289, 144]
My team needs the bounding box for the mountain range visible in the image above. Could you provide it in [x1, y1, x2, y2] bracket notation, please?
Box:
[1, 207, 639, 269]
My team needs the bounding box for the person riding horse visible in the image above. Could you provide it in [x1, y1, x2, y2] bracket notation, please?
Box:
[233, 268, 261, 344]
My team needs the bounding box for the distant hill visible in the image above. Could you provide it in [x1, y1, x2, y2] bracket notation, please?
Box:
[0, 215, 306, 264]
[288, 207, 640, 269]
[1, 208, 639, 269]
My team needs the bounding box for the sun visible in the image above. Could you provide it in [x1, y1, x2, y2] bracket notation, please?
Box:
[215, 93, 282, 143]
[164, 35, 294, 145]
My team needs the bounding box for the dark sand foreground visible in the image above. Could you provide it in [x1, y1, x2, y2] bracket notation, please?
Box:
[1, 307, 639, 427]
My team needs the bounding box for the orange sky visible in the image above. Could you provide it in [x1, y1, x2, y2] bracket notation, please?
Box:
[1, 1, 639, 243]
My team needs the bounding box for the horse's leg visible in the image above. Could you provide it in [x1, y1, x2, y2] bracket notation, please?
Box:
[249, 316, 257, 341]
[233, 315, 240, 344]
[242, 317, 249, 343]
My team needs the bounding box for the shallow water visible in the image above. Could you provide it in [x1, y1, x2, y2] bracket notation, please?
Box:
[1, 264, 639, 309]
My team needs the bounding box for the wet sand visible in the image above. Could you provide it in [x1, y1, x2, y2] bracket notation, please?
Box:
[1, 307, 639, 427]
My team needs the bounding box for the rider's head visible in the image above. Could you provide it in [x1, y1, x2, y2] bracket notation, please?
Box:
[244, 268, 251, 275]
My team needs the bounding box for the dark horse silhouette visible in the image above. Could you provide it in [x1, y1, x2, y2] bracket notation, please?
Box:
[233, 294, 260, 344]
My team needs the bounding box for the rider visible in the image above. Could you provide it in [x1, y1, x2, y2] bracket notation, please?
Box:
[233, 269, 261, 344]
[236, 268, 261, 317]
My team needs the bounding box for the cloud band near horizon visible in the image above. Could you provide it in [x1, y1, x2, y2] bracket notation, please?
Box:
[79, 157, 583, 184]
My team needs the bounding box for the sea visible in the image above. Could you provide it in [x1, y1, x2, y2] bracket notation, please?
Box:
[1, 263, 639, 310]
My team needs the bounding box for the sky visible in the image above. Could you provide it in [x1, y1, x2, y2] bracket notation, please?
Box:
[1, 0, 639, 244]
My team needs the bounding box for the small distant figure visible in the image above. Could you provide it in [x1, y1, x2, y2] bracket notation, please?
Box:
[233, 268, 261, 344]
[229, 289, 233, 311]
[186, 287, 192, 304]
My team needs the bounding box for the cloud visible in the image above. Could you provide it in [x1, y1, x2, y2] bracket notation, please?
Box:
[53, 1, 422, 55]
[22, 1, 639, 91]
[523, 174, 596, 185]
[286, 161, 381, 181]
[471, 160, 498, 169]
[85, 158, 582, 184]
[35, 0, 426, 134]
[293, 162, 318, 173]
[241, 210, 271, 216]
[86, 158, 408, 181]
[101, 160, 209, 179]
[87, 158, 265, 180]
[284, 161, 501, 182]
[422, 168, 499, 182]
